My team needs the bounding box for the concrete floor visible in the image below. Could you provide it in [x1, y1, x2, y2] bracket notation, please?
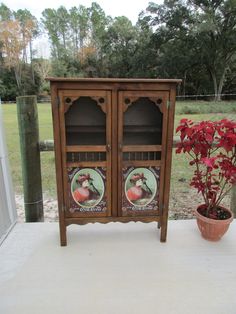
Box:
[0, 220, 236, 314]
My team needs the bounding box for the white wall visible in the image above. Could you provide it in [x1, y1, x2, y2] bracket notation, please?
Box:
[0, 99, 17, 244]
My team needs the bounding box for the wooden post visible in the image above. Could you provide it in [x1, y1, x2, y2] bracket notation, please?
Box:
[230, 185, 236, 217]
[17, 96, 44, 222]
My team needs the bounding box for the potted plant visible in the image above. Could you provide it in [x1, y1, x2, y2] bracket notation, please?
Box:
[176, 118, 235, 241]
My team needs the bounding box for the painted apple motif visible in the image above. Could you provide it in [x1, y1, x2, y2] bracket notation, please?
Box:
[73, 187, 89, 203]
[127, 186, 143, 201]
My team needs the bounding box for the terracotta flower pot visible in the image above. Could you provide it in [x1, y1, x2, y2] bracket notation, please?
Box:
[195, 205, 234, 241]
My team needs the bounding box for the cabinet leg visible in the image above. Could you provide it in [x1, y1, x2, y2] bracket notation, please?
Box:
[160, 215, 168, 242]
[157, 220, 161, 229]
[60, 233, 67, 246]
[160, 229, 167, 242]
[59, 223, 67, 246]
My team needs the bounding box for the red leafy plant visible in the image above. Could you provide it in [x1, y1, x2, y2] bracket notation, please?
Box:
[176, 118, 236, 220]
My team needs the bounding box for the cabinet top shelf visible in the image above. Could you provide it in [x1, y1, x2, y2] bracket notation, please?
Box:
[66, 125, 161, 132]
[124, 126, 162, 133]
[47, 77, 182, 84]
[66, 126, 105, 133]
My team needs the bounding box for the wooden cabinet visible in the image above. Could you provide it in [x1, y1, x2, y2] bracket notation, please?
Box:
[48, 78, 181, 246]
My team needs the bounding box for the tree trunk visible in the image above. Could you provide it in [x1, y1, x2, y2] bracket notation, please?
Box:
[29, 39, 35, 85]
[209, 69, 218, 101]
[80, 38, 84, 62]
[75, 32, 79, 58]
[62, 33, 66, 50]
[216, 69, 226, 101]
[22, 32, 27, 64]
[210, 68, 226, 101]
[183, 69, 187, 97]
[14, 64, 22, 94]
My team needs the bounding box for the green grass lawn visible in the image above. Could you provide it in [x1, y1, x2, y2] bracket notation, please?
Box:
[175, 100, 236, 115]
[2, 103, 56, 197]
[2, 101, 236, 198]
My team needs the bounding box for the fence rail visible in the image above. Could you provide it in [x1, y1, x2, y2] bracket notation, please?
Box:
[176, 93, 236, 98]
[38, 137, 184, 152]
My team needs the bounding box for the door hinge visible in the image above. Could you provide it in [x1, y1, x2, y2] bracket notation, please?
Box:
[167, 100, 171, 109]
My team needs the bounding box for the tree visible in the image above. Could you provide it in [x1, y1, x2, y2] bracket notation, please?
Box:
[0, 3, 12, 21]
[41, 8, 62, 59]
[0, 66, 18, 100]
[69, 6, 89, 60]
[57, 6, 69, 52]
[14, 9, 39, 83]
[34, 58, 51, 79]
[89, 2, 111, 57]
[142, 0, 236, 99]
[101, 16, 138, 77]
[141, 1, 200, 93]
[0, 17, 36, 94]
[189, 0, 236, 100]
[0, 3, 13, 59]
[133, 13, 165, 78]
[41, 2, 111, 77]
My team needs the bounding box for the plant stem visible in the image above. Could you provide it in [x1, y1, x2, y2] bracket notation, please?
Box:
[216, 185, 232, 207]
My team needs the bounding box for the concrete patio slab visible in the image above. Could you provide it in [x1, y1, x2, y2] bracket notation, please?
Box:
[0, 220, 236, 314]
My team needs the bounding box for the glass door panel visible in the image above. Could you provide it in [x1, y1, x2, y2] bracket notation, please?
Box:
[59, 90, 112, 218]
[118, 91, 169, 217]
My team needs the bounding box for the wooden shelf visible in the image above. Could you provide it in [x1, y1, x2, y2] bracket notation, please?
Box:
[124, 125, 162, 133]
[66, 130, 106, 145]
[66, 125, 106, 133]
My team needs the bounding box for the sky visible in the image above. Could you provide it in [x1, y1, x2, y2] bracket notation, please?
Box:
[1, 0, 154, 24]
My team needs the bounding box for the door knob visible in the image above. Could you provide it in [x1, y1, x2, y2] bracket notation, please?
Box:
[106, 144, 111, 152]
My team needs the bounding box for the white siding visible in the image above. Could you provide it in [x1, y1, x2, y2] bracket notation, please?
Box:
[0, 100, 17, 244]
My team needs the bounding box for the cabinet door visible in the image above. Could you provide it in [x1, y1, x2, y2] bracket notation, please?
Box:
[118, 91, 169, 217]
[58, 90, 112, 217]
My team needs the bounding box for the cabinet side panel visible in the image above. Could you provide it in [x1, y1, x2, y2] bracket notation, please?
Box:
[106, 91, 112, 216]
[161, 85, 177, 242]
[117, 91, 124, 216]
[111, 89, 118, 216]
[50, 83, 67, 245]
